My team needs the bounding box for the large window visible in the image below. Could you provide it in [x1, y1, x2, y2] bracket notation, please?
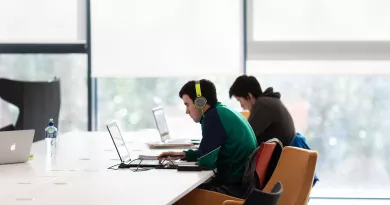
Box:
[247, 0, 390, 197]
[0, 0, 87, 131]
[0, 54, 87, 132]
[248, 60, 390, 197]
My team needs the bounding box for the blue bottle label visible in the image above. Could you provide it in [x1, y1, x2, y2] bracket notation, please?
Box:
[46, 129, 57, 138]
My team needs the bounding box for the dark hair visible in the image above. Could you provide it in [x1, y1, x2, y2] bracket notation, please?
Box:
[229, 75, 281, 99]
[179, 79, 218, 106]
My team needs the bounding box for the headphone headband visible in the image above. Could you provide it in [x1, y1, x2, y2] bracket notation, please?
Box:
[195, 80, 202, 97]
[194, 80, 207, 110]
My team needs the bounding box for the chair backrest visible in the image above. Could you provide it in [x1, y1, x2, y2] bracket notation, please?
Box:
[0, 124, 15, 132]
[255, 142, 277, 189]
[263, 146, 318, 205]
[289, 133, 319, 187]
[241, 139, 283, 199]
[243, 181, 283, 205]
[0, 78, 61, 142]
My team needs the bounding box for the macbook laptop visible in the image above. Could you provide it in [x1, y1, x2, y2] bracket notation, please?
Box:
[106, 122, 160, 167]
[0, 130, 35, 165]
[149, 107, 199, 148]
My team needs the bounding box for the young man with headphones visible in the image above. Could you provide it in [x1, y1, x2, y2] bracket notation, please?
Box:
[158, 79, 258, 197]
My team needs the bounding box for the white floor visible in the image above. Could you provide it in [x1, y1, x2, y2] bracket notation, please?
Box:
[309, 199, 390, 205]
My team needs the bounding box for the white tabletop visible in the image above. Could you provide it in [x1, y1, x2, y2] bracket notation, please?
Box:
[0, 130, 213, 205]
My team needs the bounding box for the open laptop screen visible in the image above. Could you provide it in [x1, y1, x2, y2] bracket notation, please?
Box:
[107, 122, 131, 163]
[152, 107, 170, 142]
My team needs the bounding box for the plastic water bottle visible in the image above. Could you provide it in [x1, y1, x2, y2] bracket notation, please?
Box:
[45, 118, 58, 157]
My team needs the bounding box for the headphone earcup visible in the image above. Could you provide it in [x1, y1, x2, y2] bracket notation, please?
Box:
[194, 97, 207, 109]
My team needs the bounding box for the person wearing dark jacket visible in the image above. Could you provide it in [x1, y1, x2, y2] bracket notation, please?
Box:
[229, 75, 296, 147]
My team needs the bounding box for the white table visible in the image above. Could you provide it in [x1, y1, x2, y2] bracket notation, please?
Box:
[0, 130, 213, 205]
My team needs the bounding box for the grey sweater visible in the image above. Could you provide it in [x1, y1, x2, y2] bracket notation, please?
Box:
[248, 97, 296, 147]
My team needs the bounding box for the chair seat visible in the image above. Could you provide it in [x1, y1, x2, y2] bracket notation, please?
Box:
[176, 188, 242, 205]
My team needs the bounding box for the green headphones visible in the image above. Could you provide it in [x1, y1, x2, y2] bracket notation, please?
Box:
[194, 80, 207, 110]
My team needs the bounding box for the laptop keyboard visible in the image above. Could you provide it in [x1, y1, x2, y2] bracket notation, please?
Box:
[129, 160, 160, 165]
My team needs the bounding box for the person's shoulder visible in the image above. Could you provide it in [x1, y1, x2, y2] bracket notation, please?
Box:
[256, 96, 281, 103]
[214, 103, 251, 126]
[254, 97, 283, 108]
[214, 102, 240, 116]
[203, 105, 220, 123]
[205, 102, 234, 120]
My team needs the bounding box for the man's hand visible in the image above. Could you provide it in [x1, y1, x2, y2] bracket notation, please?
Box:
[157, 151, 186, 161]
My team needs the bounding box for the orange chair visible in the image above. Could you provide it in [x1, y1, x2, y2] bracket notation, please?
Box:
[254, 141, 277, 189]
[223, 146, 318, 205]
[175, 141, 278, 205]
[240, 111, 250, 120]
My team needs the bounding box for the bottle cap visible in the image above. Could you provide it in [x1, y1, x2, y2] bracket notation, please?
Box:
[48, 118, 54, 126]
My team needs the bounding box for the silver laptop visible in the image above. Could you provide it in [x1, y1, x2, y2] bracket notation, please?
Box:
[151, 107, 195, 147]
[106, 122, 160, 167]
[152, 106, 173, 142]
[0, 130, 35, 165]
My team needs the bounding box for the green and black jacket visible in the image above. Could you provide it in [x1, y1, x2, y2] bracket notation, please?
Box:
[184, 102, 258, 184]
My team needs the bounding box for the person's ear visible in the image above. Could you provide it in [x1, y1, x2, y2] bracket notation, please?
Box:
[248, 93, 257, 104]
[248, 93, 255, 101]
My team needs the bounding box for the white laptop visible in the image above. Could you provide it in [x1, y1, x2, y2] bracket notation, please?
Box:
[149, 107, 197, 148]
[0, 130, 35, 165]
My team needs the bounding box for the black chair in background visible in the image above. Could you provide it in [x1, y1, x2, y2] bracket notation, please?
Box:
[0, 78, 61, 142]
[0, 124, 15, 131]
